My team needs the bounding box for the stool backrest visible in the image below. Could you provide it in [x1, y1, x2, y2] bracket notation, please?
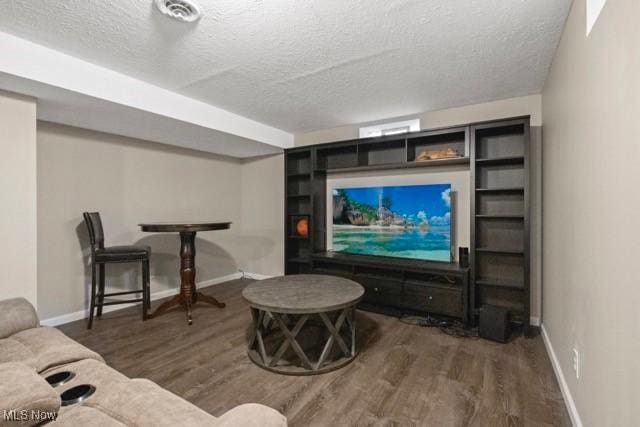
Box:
[83, 212, 105, 249]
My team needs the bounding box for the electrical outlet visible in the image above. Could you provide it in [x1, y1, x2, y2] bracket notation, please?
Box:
[572, 348, 580, 379]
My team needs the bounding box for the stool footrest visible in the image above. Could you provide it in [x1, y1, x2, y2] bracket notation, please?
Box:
[100, 299, 144, 306]
[103, 290, 143, 297]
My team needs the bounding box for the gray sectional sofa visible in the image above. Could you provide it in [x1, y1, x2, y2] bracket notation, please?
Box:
[0, 297, 287, 426]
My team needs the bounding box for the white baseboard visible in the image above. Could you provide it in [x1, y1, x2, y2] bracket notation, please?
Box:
[40, 272, 248, 327]
[540, 324, 583, 427]
[242, 272, 276, 280]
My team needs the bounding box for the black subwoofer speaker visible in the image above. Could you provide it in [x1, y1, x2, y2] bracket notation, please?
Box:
[479, 304, 510, 343]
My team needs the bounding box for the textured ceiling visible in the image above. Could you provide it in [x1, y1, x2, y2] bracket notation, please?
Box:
[0, 0, 571, 132]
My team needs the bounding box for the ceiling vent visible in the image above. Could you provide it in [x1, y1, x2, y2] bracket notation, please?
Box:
[154, 0, 202, 23]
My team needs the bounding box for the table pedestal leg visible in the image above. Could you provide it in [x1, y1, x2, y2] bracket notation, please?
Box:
[150, 231, 225, 324]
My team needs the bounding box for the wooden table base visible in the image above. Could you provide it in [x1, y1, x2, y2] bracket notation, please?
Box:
[247, 306, 358, 375]
[149, 231, 225, 325]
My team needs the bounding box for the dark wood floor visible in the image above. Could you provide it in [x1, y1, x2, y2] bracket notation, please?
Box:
[59, 279, 569, 426]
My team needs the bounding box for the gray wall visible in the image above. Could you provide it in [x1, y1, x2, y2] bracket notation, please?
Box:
[542, 0, 640, 424]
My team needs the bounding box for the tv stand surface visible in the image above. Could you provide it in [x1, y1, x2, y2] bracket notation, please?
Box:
[311, 251, 466, 273]
[310, 252, 471, 326]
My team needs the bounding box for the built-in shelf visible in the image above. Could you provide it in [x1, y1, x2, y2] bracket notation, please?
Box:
[475, 277, 524, 290]
[471, 118, 530, 333]
[319, 157, 470, 174]
[486, 301, 526, 314]
[475, 186, 524, 193]
[475, 247, 524, 255]
[287, 172, 311, 178]
[475, 156, 524, 166]
[288, 256, 311, 264]
[475, 214, 524, 219]
[287, 235, 309, 240]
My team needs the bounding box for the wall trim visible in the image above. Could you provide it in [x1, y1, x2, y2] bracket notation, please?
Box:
[40, 272, 265, 327]
[243, 272, 276, 280]
[530, 316, 540, 326]
[540, 324, 583, 427]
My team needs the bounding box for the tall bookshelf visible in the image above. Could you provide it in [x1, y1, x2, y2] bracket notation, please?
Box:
[284, 149, 313, 274]
[470, 118, 530, 333]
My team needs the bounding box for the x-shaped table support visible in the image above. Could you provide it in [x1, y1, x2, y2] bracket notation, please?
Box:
[248, 306, 357, 374]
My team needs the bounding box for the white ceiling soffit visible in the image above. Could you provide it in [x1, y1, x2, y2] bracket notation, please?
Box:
[0, 0, 572, 133]
[0, 31, 292, 158]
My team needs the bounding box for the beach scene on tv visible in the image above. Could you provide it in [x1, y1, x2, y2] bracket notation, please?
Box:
[332, 183, 452, 262]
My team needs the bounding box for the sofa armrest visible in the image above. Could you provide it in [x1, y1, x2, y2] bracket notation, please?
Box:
[0, 298, 39, 339]
[0, 362, 61, 426]
[215, 404, 288, 427]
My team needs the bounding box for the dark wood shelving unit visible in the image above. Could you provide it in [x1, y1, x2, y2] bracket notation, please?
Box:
[288, 256, 311, 264]
[471, 117, 530, 333]
[475, 277, 524, 290]
[284, 149, 313, 274]
[475, 156, 525, 166]
[320, 156, 470, 174]
[286, 172, 312, 178]
[475, 186, 525, 193]
[284, 116, 531, 333]
[287, 235, 308, 240]
[475, 247, 524, 255]
[475, 214, 524, 219]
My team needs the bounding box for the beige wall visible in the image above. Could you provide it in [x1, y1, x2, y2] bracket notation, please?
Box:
[295, 96, 543, 321]
[0, 91, 37, 306]
[37, 122, 252, 320]
[542, 0, 640, 425]
[240, 154, 285, 277]
[294, 94, 541, 146]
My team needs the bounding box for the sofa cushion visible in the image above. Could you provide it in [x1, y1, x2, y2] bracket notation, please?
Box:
[0, 298, 39, 340]
[215, 403, 288, 427]
[0, 339, 37, 370]
[0, 362, 60, 427]
[7, 327, 104, 373]
[82, 378, 218, 426]
[51, 406, 125, 427]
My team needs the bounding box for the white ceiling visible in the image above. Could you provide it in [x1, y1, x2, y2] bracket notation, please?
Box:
[0, 0, 571, 133]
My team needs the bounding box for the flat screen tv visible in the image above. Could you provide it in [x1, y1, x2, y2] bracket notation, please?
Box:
[331, 183, 452, 262]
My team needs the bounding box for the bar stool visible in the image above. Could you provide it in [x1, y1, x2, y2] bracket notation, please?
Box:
[83, 212, 151, 329]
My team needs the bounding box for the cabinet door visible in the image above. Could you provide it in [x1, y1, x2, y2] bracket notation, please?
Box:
[403, 283, 462, 318]
[356, 275, 403, 306]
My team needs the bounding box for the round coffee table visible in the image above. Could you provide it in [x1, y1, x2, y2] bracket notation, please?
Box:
[242, 274, 364, 375]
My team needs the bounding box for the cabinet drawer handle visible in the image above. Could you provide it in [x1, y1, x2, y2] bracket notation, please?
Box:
[428, 295, 433, 300]
[374, 287, 379, 292]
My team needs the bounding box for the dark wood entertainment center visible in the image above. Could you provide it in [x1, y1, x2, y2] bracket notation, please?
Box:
[284, 116, 531, 332]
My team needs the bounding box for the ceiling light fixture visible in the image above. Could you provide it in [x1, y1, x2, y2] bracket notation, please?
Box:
[154, 0, 202, 23]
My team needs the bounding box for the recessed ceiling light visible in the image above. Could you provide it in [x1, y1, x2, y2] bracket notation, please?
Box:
[154, 0, 202, 23]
